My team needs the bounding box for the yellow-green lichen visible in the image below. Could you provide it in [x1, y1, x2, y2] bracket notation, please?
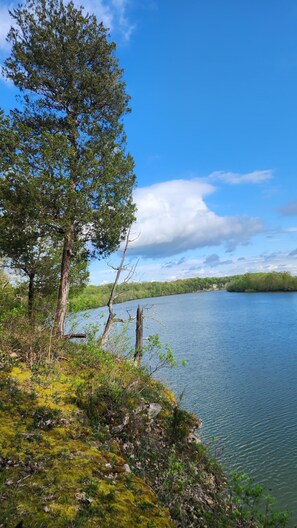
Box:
[0, 362, 173, 528]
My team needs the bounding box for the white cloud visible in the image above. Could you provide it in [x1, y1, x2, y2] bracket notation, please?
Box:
[282, 227, 297, 233]
[128, 179, 263, 258]
[0, 4, 14, 50]
[80, 0, 113, 28]
[82, 0, 135, 40]
[209, 170, 273, 185]
[0, 0, 134, 55]
[110, 0, 135, 40]
[141, 251, 297, 283]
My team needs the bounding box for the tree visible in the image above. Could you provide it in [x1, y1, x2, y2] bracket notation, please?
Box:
[3, 0, 136, 335]
[100, 227, 138, 346]
[0, 112, 88, 320]
[0, 112, 39, 319]
[0, 172, 89, 320]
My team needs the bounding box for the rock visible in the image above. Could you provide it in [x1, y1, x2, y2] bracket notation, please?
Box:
[112, 414, 130, 434]
[148, 403, 162, 420]
[188, 432, 202, 445]
[134, 402, 147, 415]
[123, 464, 131, 473]
[112, 423, 125, 434]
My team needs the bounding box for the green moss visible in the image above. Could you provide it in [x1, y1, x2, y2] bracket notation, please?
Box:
[1, 343, 285, 528]
[0, 362, 172, 528]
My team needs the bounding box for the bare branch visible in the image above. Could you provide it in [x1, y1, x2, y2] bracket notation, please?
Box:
[63, 333, 86, 339]
[100, 227, 137, 347]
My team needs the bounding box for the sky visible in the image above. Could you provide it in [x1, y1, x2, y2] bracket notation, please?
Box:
[1, 0, 297, 284]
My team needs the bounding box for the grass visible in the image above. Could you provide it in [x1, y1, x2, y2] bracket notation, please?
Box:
[0, 324, 289, 528]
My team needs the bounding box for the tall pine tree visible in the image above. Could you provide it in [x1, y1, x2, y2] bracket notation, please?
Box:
[3, 0, 136, 335]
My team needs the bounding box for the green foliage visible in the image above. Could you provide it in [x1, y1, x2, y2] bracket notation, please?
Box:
[0, 316, 61, 366]
[0, 265, 8, 286]
[0, 272, 17, 321]
[228, 471, 289, 527]
[0, 361, 171, 527]
[227, 272, 297, 292]
[4, 0, 136, 254]
[0, 176, 89, 315]
[69, 275, 238, 312]
[171, 407, 197, 442]
[142, 334, 180, 375]
[0, 329, 289, 528]
[70, 271, 297, 314]
[158, 446, 190, 522]
[1, 0, 136, 332]
[32, 406, 62, 430]
[105, 322, 132, 357]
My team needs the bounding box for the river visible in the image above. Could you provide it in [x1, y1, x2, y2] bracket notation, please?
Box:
[73, 290, 297, 525]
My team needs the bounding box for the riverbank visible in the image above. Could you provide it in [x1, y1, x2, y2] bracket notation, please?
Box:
[0, 332, 289, 527]
[69, 272, 297, 313]
[69, 275, 236, 313]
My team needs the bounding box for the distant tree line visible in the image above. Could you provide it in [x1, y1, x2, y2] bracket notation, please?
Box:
[69, 272, 297, 312]
[69, 275, 237, 312]
[227, 272, 297, 292]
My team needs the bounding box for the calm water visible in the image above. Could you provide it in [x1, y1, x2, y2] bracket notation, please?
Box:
[74, 291, 297, 524]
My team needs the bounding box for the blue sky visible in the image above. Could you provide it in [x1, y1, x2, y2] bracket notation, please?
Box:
[1, 0, 297, 283]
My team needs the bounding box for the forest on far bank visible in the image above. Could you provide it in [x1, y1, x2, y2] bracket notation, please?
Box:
[69, 275, 235, 312]
[226, 271, 297, 292]
[69, 271, 297, 312]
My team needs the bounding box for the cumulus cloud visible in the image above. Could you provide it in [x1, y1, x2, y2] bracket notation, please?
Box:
[209, 170, 273, 185]
[129, 179, 263, 258]
[279, 200, 297, 216]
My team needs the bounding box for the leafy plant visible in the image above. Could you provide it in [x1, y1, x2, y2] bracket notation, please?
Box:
[142, 334, 185, 375]
[228, 471, 289, 527]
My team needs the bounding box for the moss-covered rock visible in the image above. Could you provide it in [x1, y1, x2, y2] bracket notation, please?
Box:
[0, 363, 172, 528]
[0, 344, 288, 528]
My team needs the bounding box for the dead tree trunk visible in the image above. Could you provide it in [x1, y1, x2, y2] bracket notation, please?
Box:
[134, 305, 143, 364]
[54, 226, 74, 337]
[100, 227, 135, 347]
[100, 311, 114, 347]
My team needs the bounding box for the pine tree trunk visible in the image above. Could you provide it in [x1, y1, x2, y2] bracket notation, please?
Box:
[54, 227, 74, 337]
[28, 272, 35, 322]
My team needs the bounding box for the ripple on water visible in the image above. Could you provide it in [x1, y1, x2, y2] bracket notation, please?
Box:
[72, 291, 297, 525]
